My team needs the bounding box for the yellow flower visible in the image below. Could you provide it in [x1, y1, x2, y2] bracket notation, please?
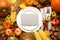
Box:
[51, 11, 56, 17]
[19, 3, 26, 9]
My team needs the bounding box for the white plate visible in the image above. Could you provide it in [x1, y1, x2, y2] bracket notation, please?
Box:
[16, 7, 43, 32]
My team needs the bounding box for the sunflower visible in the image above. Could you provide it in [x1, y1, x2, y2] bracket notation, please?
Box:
[51, 11, 56, 17]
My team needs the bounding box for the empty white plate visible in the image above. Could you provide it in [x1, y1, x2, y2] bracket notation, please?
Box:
[16, 7, 43, 32]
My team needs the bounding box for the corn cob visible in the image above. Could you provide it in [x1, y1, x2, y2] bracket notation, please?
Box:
[34, 32, 42, 40]
[39, 29, 50, 40]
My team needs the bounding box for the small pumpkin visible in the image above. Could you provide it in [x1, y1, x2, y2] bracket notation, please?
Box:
[51, 0, 60, 13]
[0, 0, 11, 17]
[24, 0, 34, 6]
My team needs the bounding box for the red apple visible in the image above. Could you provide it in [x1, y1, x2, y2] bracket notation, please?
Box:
[5, 29, 12, 36]
[52, 18, 59, 26]
[14, 28, 22, 36]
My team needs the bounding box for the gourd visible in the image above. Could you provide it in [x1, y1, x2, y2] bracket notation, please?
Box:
[0, 0, 11, 17]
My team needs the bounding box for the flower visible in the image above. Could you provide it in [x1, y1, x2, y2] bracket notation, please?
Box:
[51, 11, 56, 17]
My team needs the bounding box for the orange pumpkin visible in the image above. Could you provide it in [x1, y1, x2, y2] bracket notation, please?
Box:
[0, 0, 11, 17]
[51, 0, 60, 13]
[24, 0, 34, 6]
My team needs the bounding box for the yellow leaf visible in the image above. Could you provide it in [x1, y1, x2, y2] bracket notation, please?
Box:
[19, 3, 26, 9]
[10, 11, 17, 22]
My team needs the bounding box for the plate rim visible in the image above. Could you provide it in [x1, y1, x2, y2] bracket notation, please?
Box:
[16, 7, 43, 32]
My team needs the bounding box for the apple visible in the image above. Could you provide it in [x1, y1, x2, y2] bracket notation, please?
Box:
[5, 29, 12, 36]
[14, 28, 22, 36]
[52, 18, 59, 26]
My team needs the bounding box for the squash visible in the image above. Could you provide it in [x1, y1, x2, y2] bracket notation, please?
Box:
[0, 0, 11, 17]
[20, 33, 36, 40]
